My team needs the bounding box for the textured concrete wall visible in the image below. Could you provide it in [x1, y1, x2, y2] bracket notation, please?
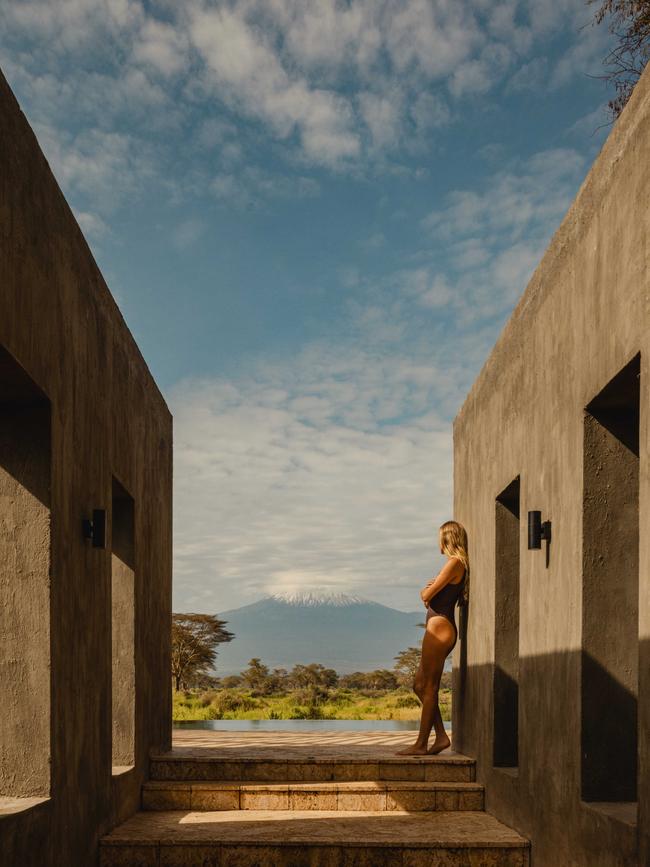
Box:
[111, 483, 136, 770]
[0, 403, 51, 799]
[453, 66, 650, 867]
[0, 68, 172, 866]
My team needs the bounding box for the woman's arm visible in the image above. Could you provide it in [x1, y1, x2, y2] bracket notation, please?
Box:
[420, 557, 463, 606]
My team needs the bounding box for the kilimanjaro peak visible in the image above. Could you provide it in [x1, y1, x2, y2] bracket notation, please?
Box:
[269, 591, 368, 607]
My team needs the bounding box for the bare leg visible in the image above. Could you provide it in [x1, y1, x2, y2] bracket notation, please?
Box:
[395, 617, 453, 755]
[427, 696, 451, 755]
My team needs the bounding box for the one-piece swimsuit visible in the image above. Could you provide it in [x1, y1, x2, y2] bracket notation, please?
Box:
[425, 567, 466, 654]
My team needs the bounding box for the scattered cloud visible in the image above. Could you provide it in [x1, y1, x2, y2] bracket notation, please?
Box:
[506, 56, 549, 94]
[0, 0, 612, 616]
[133, 16, 189, 77]
[75, 210, 110, 240]
[0, 0, 612, 214]
[422, 148, 584, 243]
[32, 122, 155, 214]
[172, 218, 206, 250]
[210, 167, 320, 209]
[405, 147, 587, 321]
[170, 343, 458, 612]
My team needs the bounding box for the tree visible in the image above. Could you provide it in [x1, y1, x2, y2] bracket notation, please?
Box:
[241, 657, 272, 694]
[339, 669, 399, 691]
[171, 613, 234, 691]
[289, 663, 338, 690]
[590, 0, 650, 117]
[393, 646, 421, 687]
[189, 671, 221, 691]
[364, 668, 399, 691]
[338, 671, 368, 690]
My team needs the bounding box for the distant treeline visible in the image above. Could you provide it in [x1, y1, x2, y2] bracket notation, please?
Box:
[173, 656, 452, 723]
[179, 655, 451, 697]
[171, 612, 447, 694]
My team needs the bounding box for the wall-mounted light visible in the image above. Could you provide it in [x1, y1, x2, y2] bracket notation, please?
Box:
[82, 509, 106, 549]
[528, 510, 551, 567]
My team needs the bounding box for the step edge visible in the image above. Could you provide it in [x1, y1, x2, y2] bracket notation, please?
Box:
[142, 780, 484, 790]
[150, 755, 475, 764]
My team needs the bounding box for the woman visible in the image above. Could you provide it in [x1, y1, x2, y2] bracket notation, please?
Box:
[396, 520, 469, 756]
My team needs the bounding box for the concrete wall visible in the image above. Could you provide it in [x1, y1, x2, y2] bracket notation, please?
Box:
[453, 66, 650, 867]
[0, 69, 173, 866]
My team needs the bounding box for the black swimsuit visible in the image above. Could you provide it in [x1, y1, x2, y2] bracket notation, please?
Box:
[426, 568, 466, 654]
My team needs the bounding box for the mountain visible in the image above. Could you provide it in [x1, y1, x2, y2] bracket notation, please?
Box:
[213, 592, 452, 676]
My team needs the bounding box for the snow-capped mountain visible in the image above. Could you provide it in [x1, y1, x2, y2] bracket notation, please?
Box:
[269, 591, 366, 607]
[213, 592, 453, 676]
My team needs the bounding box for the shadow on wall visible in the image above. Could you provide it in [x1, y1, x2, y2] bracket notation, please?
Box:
[452, 617, 647, 867]
[0, 346, 51, 802]
[0, 345, 50, 505]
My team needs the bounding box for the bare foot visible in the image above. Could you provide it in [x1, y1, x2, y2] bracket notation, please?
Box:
[395, 743, 429, 755]
[427, 734, 451, 755]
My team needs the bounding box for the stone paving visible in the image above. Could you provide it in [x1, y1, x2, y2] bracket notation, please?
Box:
[169, 729, 451, 757]
[101, 730, 530, 866]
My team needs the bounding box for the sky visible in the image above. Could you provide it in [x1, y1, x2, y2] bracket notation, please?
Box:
[1, 0, 616, 612]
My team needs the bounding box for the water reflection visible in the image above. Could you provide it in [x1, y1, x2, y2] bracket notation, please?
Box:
[173, 719, 452, 732]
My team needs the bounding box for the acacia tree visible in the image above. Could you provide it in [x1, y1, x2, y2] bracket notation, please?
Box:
[590, 0, 650, 117]
[289, 663, 338, 690]
[393, 647, 421, 687]
[241, 657, 272, 694]
[171, 613, 234, 691]
[339, 669, 398, 691]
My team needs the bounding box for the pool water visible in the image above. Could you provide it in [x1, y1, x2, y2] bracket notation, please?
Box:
[173, 719, 452, 732]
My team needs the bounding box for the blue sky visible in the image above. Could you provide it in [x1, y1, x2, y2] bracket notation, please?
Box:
[1, 0, 614, 612]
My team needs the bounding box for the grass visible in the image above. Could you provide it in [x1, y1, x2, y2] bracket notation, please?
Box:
[173, 686, 452, 722]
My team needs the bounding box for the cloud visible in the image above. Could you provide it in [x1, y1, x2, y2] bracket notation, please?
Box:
[406, 147, 587, 322]
[422, 148, 585, 243]
[410, 91, 451, 132]
[449, 42, 513, 97]
[398, 270, 454, 309]
[210, 167, 320, 209]
[188, 3, 361, 168]
[506, 56, 549, 94]
[32, 122, 155, 214]
[169, 342, 458, 613]
[2, 0, 143, 53]
[75, 210, 110, 240]
[358, 89, 403, 151]
[172, 218, 206, 250]
[384, 0, 479, 78]
[549, 21, 610, 90]
[0, 0, 612, 209]
[133, 17, 189, 77]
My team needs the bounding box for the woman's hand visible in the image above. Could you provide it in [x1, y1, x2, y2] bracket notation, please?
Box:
[420, 558, 463, 606]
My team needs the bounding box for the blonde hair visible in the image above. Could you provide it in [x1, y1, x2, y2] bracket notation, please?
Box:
[439, 520, 470, 606]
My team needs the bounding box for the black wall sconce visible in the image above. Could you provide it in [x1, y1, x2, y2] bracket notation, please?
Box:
[82, 509, 106, 549]
[528, 510, 551, 567]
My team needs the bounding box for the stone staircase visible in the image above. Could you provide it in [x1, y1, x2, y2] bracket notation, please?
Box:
[100, 731, 530, 866]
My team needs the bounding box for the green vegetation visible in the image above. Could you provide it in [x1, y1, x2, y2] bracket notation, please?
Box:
[170, 615, 453, 723]
[172, 656, 451, 722]
[171, 613, 234, 691]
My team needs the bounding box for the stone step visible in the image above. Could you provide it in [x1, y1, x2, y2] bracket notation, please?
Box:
[150, 753, 475, 784]
[100, 809, 530, 867]
[142, 779, 484, 812]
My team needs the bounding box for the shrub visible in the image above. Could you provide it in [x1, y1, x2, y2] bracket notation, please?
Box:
[394, 695, 421, 709]
[305, 704, 325, 719]
[212, 690, 260, 715]
[289, 706, 308, 719]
